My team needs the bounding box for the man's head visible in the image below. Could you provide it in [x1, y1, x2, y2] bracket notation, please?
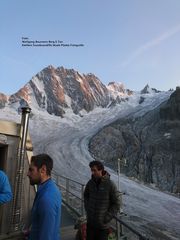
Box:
[89, 160, 104, 178]
[27, 154, 53, 185]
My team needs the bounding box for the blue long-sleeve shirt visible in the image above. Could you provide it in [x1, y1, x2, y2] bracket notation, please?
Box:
[29, 178, 62, 240]
[0, 170, 12, 204]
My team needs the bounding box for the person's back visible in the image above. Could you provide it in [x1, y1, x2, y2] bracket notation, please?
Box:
[0, 170, 12, 204]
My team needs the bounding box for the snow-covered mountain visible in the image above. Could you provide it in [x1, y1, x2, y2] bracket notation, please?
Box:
[1, 65, 134, 117]
[0, 89, 179, 240]
[0, 66, 179, 239]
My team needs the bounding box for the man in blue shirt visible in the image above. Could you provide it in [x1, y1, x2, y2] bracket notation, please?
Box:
[0, 170, 12, 204]
[27, 154, 62, 240]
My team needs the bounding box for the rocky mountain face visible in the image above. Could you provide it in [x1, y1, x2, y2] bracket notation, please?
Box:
[2, 65, 132, 117]
[89, 87, 180, 194]
[1, 65, 179, 195]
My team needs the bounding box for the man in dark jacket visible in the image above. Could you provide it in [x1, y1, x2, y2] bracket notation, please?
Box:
[84, 160, 120, 240]
[27, 154, 62, 240]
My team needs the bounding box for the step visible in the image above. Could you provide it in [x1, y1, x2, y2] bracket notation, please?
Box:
[61, 225, 77, 240]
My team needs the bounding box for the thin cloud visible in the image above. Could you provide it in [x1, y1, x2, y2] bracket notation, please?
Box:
[121, 24, 180, 68]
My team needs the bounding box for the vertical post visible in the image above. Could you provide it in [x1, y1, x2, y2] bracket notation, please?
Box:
[117, 158, 121, 192]
[11, 107, 31, 231]
[57, 175, 60, 186]
[117, 158, 121, 240]
[56, 175, 58, 185]
[66, 179, 69, 205]
[81, 184, 85, 216]
[118, 158, 125, 214]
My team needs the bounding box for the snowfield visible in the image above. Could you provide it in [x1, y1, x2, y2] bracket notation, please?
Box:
[0, 91, 180, 239]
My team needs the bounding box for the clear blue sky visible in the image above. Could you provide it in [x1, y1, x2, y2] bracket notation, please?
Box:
[1, 0, 180, 94]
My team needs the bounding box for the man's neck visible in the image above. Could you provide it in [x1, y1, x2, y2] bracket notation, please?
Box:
[40, 176, 51, 184]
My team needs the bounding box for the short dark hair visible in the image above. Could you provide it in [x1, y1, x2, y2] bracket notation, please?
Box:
[89, 160, 104, 171]
[31, 154, 53, 176]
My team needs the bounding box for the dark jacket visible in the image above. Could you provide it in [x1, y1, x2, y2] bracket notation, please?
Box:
[0, 170, 12, 204]
[84, 171, 120, 229]
[29, 179, 62, 240]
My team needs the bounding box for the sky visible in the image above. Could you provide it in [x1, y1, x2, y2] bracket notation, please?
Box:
[0, 0, 180, 94]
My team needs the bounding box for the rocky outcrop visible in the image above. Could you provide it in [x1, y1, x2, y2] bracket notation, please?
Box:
[9, 85, 30, 104]
[160, 86, 180, 120]
[89, 88, 180, 194]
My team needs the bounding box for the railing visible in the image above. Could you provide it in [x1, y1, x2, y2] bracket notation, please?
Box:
[0, 231, 24, 240]
[52, 172, 149, 240]
[52, 172, 85, 217]
[113, 215, 149, 240]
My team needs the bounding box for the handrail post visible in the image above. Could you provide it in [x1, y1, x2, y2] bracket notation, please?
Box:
[116, 213, 121, 240]
[116, 217, 119, 240]
[66, 179, 69, 205]
[113, 215, 148, 240]
[81, 185, 85, 216]
[57, 176, 60, 186]
[55, 175, 58, 185]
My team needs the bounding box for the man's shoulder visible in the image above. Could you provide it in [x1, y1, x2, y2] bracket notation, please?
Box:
[86, 178, 93, 185]
[38, 189, 61, 206]
[46, 180, 61, 195]
[0, 170, 5, 176]
[0, 170, 7, 181]
[108, 179, 119, 193]
[38, 180, 61, 199]
[104, 178, 117, 189]
[43, 179, 59, 190]
[109, 178, 116, 186]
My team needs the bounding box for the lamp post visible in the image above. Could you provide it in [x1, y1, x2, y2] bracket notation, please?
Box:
[117, 157, 126, 239]
[117, 157, 126, 213]
[117, 158, 121, 192]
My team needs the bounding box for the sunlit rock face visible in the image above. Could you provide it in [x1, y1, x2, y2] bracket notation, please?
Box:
[0, 93, 8, 109]
[4, 65, 131, 117]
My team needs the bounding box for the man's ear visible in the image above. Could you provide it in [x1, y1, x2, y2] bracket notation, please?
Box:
[40, 164, 47, 174]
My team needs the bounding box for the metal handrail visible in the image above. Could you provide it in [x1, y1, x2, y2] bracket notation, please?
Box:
[53, 171, 86, 186]
[113, 215, 149, 240]
[52, 173, 149, 240]
[57, 183, 83, 201]
[52, 173, 85, 216]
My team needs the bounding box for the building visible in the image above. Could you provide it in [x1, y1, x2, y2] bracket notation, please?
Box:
[0, 108, 35, 239]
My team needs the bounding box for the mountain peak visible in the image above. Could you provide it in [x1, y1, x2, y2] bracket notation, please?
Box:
[47, 64, 55, 69]
[141, 84, 160, 94]
[1, 66, 135, 117]
[41, 65, 56, 72]
[141, 84, 150, 94]
[107, 81, 133, 99]
[108, 81, 124, 90]
[8, 66, 113, 116]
